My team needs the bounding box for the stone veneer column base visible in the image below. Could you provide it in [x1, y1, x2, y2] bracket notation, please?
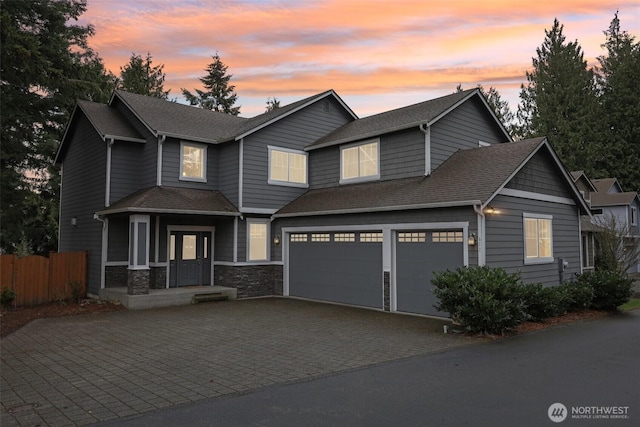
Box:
[149, 267, 167, 289]
[383, 271, 390, 311]
[214, 264, 283, 299]
[127, 269, 150, 295]
[105, 265, 128, 288]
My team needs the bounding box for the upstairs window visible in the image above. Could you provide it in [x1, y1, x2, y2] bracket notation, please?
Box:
[341, 140, 379, 183]
[268, 146, 308, 187]
[523, 213, 553, 264]
[180, 142, 206, 182]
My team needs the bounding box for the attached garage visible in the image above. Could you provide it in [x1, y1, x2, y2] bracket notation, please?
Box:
[395, 230, 464, 317]
[288, 231, 383, 309]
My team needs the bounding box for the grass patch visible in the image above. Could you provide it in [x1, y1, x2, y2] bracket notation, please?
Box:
[620, 298, 640, 311]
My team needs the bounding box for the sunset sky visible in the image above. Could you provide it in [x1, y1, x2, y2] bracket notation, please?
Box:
[78, 0, 639, 118]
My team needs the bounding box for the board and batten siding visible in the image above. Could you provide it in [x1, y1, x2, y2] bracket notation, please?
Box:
[160, 138, 219, 189]
[242, 97, 354, 210]
[485, 194, 581, 286]
[431, 96, 508, 171]
[58, 114, 107, 295]
[505, 149, 574, 199]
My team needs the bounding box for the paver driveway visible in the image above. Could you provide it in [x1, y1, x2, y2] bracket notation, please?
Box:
[1, 298, 481, 426]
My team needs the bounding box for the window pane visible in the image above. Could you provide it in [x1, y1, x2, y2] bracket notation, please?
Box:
[289, 152, 307, 184]
[182, 145, 204, 178]
[342, 147, 359, 179]
[203, 236, 208, 259]
[359, 142, 378, 177]
[538, 219, 552, 257]
[249, 223, 267, 261]
[182, 235, 197, 260]
[524, 218, 538, 258]
[270, 150, 289, 181]
[170, 235, 176, 261]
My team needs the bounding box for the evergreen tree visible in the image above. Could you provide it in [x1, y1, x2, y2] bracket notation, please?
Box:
[265, 97, 281, 112]
[597, 12, 640, 192]
[0, 0, 115, 254]
[181, 52, 240, 115]
[118, 52, 170, 99]
[515, 19, 601, 175]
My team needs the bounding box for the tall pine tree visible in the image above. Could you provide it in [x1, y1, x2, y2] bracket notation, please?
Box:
[0, 0, 115, 254]
[182, 53, 240, 115]
[118, 52, 170, 99]
[516, 19, 601, 175]
[597, 12, 640, 192]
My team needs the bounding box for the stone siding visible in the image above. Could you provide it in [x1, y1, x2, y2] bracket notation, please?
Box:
[383, 271, 390, 311]
[215, 264, 283, 298]
[105, 265, 128, 288]
[127, 269, 150, 295]
[149, 266, 167, 289]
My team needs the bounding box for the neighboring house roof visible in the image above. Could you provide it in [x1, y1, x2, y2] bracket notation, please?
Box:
[276, 137, 585, 217]
[570, 170, 598, 193]
[307, 88, 512, 151]
[590, 192, 640, 207]
[96, 186, 239, 216]
[592, 178, 624, 193]
[581, 217, 600, 232]
[55, 100, 146, 163]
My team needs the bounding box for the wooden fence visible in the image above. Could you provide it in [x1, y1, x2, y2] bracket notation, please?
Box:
[0, 251, 87, 307]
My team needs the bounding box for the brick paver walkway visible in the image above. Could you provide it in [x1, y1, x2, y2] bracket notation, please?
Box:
[1, 298, 481, 426]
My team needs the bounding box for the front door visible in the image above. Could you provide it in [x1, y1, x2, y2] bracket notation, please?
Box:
[169, 231, 212, 287]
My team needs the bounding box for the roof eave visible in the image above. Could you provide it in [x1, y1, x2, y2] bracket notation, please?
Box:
[273, 200, 481, 219]
[96, 207, 240, 216]
[306, 121, 426, 151]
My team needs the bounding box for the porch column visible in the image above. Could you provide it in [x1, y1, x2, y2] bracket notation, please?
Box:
[128, 214, 150, 295]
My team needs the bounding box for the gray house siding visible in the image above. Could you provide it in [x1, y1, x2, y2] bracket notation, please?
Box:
[506, 150, 573, 199]
[58, 114, 107, 295]
[380, 128, 426, 180]
[213, 217, 236, 263]
[308, 146, 340, 189]
[107, 216, 128, 262]
[485, 194, 581, 286]
[109, 142, 144, 204]
[431, 96, 507, 171]
[218, 141, 240, 207]
[160, 138, 219, 189]
[242, 98, 354, 209]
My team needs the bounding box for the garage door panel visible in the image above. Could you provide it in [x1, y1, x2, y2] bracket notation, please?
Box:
[289, 238, 382, 309]
[396, 233, 463, 316]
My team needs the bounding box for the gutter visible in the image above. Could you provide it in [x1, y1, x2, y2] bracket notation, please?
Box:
[473, 204, 486, 266]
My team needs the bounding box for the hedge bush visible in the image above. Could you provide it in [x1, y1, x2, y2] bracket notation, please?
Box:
[521, 284, 567, 321]
[432, 266, 526, 334]
[574, 270, 633, 310]
[559, 280, 594, 311]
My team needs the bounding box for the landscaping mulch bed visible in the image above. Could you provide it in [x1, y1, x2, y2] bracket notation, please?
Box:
[0, 300, 125, 338]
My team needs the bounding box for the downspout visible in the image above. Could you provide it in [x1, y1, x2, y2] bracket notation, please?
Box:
[157, 134, 166, 186]
[105, 138, 115, 207]
[419, 123, 431, 176]
[473, 204, 486, 266]
[93, 213, 108, 291]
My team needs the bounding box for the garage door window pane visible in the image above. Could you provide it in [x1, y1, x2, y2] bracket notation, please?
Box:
[360, 232, 383, 242]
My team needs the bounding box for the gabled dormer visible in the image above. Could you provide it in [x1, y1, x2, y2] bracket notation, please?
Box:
[570, 171, 598, 205]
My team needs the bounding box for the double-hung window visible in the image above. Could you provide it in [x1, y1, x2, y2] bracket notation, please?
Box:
[340, 140, 379, 183]
[523, 213, 553, 264]
[180, 142, 206, 182]
[268, 146, 308, 187]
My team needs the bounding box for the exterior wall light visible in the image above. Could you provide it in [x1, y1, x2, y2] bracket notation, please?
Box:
[273, 235, 281, 245]
[71, 216, 78, 227]
[468, 233, 476, 246]
[485, 206, 497, 215]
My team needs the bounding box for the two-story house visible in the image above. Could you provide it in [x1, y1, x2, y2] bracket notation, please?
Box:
[56, 88, 591, 317]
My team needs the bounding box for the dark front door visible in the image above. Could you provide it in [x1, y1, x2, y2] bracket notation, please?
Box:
[169, 231, 212, 287]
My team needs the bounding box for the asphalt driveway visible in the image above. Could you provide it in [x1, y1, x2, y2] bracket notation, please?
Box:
[0, 298, 480, 426]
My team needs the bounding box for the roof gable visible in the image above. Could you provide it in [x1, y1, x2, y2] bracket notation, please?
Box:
[306, 89, 512, 150]
[570, 170, 598, 193]
[592, 178, 624, 194]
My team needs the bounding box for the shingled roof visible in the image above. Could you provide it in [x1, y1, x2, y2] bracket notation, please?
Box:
[307, 88, 510, 150]
[591, 178, 623, 194]
[590, 192, 640, 207]
[276, 138, 548, 217]
[97, 186, 239, 216]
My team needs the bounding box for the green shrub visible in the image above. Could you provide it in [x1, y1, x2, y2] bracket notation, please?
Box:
[575, 270, 633, 310]
[521, 284, 567, 321]
[560, 280, 594, 311]
[432, 266, 526, 334]
[1, 287, 16, 307]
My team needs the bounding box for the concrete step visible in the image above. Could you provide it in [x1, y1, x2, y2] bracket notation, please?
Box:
[193, 293, 229, 303]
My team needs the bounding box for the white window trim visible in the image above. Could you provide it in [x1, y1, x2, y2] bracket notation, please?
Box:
[523, 213, 554, 265]
[340, 139, 380, 184]
[479, 140, 491, 147]
[247, 218, 270, 262]
[179, 141, 207, 182]
[129, 214, 150, 270]
[267, 145, 309, 188]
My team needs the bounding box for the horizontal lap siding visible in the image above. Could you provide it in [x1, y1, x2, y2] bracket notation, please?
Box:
[107, 217, 128, 262]
[243, 98, 353, 209]
[485, 194, 581, 286]
[110, 142, 144, 203]
[309, 146, 340, 189]
[59, 115, 106, 294]
[380, 128, 425, 180]
[431, 96, 508, 170]
[218, 142, 239, 206]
